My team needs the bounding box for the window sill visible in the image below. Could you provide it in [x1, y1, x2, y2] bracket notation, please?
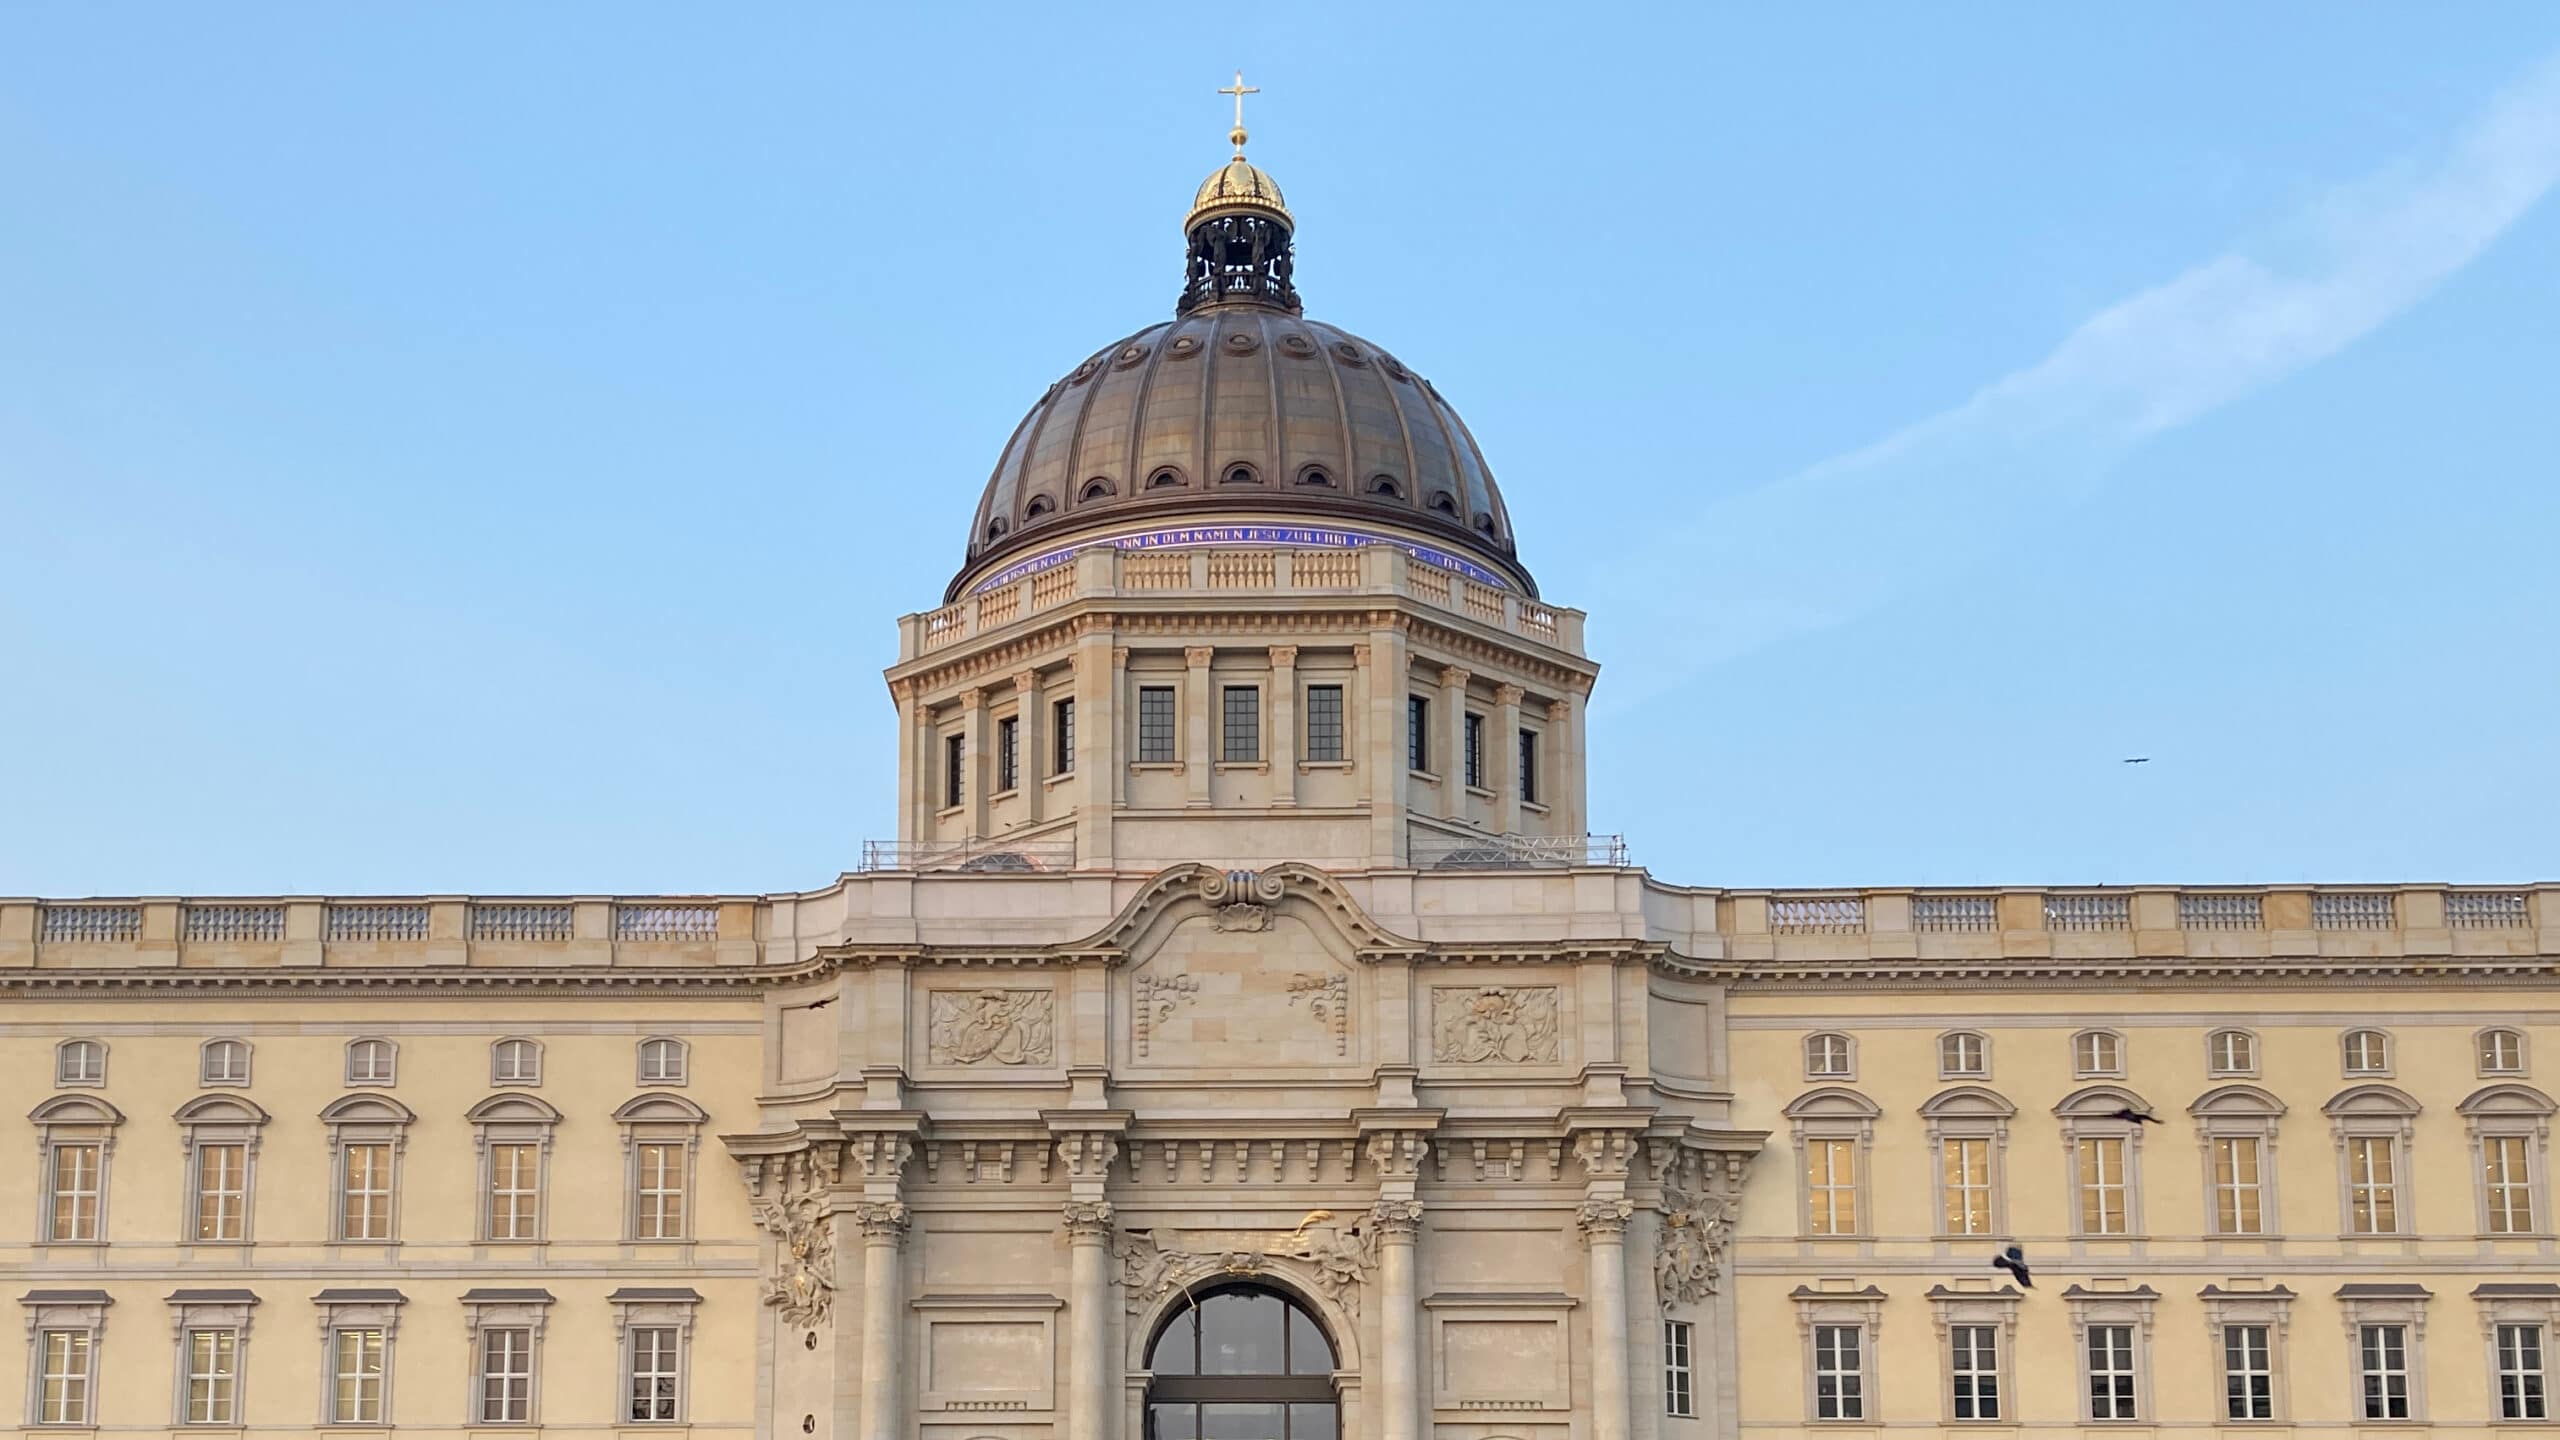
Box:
[1129, 761, 1185, 773]
[1297, 759, 1353, 772]
[991, 787, 1021, 801]
[1521, 799, 1549, 814]
[1214, 761, 1269, 773]
[1044, 771, 1076, 788]
[1408, 769, 1440, 784]
[935, 804, 965, 820]
[1465, 784, 1495, 800]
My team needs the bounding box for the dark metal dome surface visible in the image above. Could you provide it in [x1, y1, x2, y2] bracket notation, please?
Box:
[951, 309, 1527, 600]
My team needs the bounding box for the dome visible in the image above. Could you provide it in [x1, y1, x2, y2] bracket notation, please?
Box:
[948, 114, 1530, 601]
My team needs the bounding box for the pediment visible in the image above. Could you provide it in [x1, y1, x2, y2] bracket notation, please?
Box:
[1093, 863, 1421, 961]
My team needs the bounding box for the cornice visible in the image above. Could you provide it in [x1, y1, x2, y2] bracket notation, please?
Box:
[1696, 953, 2560, 991]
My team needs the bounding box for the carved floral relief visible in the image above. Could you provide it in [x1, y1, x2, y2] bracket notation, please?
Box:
[752, 1159, 835, 1328]
[1431, 985, 1560, 1064]
[928, 988, 1054, 1066]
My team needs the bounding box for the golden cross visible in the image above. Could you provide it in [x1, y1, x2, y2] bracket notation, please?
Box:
[1218, 70, 1259, 156]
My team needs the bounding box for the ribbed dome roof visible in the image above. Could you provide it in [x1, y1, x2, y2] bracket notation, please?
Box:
[951, 310, 1527, 600]
[1187, 159, 1290, 228]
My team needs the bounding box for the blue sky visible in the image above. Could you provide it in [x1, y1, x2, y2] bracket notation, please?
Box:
[4, 6, 2556, 896]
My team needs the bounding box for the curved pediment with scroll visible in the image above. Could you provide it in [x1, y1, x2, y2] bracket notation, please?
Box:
[1091, 864, 1422, 960]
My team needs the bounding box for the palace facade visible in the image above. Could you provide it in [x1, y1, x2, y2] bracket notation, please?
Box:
[6, 116, 2557, 1440]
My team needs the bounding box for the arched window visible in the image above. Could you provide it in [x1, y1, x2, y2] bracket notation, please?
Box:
[345, 1038, 398, 1087]
[1366, 474, 1403, 499]
[1296, 466, 1333, 488]
[1024, 495, 1055, 520]
[1803, 1032, 1855, 1080]
[2342, 1029, 2393, 1078]
[2071, 1029, 2125, 1079]
[491, 1038, 543, 1087]
[200, 1039, 252, 1087]
[1148, 468, 1187, 490]
[636, 1037, 688, 1086]
[1426, 490, 1457, 515]
[1937, 1031, 1989, 1079]
[2207, 1029, 2258, 1077]
[986, 517, 1009, 541]
[1223, 464, 1259, 486]
[1145, 1285, 1336, 1440]
[2480, 1028, 2530, 1077]
[55, 1039, 107, 1088]
[1081, 477, 1117, 501]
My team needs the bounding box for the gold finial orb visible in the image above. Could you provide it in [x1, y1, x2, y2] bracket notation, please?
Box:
[1218, 70, 1259, 159]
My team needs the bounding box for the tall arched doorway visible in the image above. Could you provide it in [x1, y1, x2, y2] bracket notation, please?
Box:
[1145, 1284, 1338, 1440]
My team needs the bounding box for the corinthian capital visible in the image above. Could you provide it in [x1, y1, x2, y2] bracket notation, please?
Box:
[1061, 1199, 1117, 1240]
[1575, 1196, 1635, 1242]
[1368, 1198, 1426, 1238]
[852, 1199, 910, 1240]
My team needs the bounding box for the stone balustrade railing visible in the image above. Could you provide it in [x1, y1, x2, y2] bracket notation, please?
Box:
[901, 542, 1588, 661]
[0, 896, 760, 969]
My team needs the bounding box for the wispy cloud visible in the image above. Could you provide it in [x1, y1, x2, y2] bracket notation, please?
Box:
[1596, 49, 2560, 711]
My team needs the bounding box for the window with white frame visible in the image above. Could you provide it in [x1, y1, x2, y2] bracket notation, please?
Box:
[2325, 1084, 2419, 1236]
[1937, 1030, 1989, 1079]
[2192, 1084, 2286, 1238]
[199, 1038, 252, 1087]
[314, 1288, 405, 1426]
[2342, 1028, 2393, 1077]
[166, 1291, 258, 1428]
[344, 1038, 397, 1086]
[2499, 1322, 2549, 1420]
[611, 1288, 699, 1425]
[21, 1292, 109, 1428]
[1786, 1088, 1878, 1237]
[490, 1037, 543, 1086]
[30, 1095, 121, 1244]
[320, 1094, 413, 1244]
[2199, 1283, 2293, 1423]
[2477, 1285, 2559, 1421]
[1921, 1086, 2015, 1238]
[2462, 1083, 2555, 1237]
[2207, 1028, 2258, 1077]
[462, 1289, 551, 1426]
[175, 1094, 267, 1245]
[2072, 1029, 2125, 1078]
[1927, 1284, 2018, 1424]
[468, 1094, 562, 1243]
[636, 1037, 688, 1085]
[1790, 1286, 1884, 1424]
[54, 1039, 106, 1088]
[2481, 1027, 2531, 1077]
[2057, 1088, 2150, 1237]
[1804, 1032, 1855, 1079]
[2336, 1284, 2430, 1421]
[2063, 1285, 2158, 1422]
[1663, 1319, 1694, 1418]
[614, 1093, 707, 1242]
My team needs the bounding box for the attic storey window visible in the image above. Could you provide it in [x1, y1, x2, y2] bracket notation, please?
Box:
[943, 733, 965, 809]
[1138, 687, 1177, 763]
[1407, 696, 1430, 772]
[1053, 699, 1076, 775]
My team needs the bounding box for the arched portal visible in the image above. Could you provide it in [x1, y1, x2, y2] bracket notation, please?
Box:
[1145, 1283, 1338, 1440]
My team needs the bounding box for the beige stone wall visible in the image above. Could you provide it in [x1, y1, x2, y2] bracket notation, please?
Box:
[0, 993, 765, 1435]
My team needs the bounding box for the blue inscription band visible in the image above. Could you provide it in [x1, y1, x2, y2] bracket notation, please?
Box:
[972, 524, 1512, 595]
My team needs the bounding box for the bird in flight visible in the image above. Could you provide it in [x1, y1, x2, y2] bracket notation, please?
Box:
[2109, 1106, 2163, 1125]
[2122, 757, 2150, 764]
[1991, 1244, 2032, 1288]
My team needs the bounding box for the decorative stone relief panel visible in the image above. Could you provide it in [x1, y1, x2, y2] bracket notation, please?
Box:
[1431, 986, 1560, 1065]
[1425, 1296, 1575, 1412]
[927, 988, 1055, 1067]
[1116, 1213, 1377, 1321]
[750, 1152, 836, 1328]
[1126, 913, 1356, 1068]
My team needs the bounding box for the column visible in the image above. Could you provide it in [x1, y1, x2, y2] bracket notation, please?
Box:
[894, 683, 921, 845]
[1370, 1199, 1425, 1440]
[854, 1200, 910, 1440]
[1268, 645, 1298, 808]
[1063, 1199, 1115, 1440]
[960, 688, 989, 839]
[1357, 626, 1406, 864]
[1492, 683, 1523, 835]
[1578, 1197, 1635, 1440]
[1074, 639, 1119, 868]
[1013, 669, 1044, 826]
[1438, 666, 1470, 819]
[1184, 646, 1214, 808]
[1551, 691, 1586, 839]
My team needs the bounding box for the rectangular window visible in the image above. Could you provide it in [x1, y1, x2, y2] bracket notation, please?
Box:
[332, 1327, 387, 1424]
[2500, 1322, 2548, 1420]
[480, 1326, 534, 1424]
[942, 732, 965, 808]
[629, 1325, 681, 1423]
[1811, 1324, 1863, 1420]
[1518, 728, 1539, 803]
[2213, 1136, 2263, 1235]
[1138, 686, 1177, 763]
[2086, 1323, 2139, 1419]
[488, 1142, 540, 1241]
[1804, 1138, 1857, 1235]
[2349, 1136, 2400, 1234]
[2223, 1323, 2273, 1420]
[1306, 685, 1345, 762]
[47, 1142, 101, 1242]
[1662, 1319, 1694, 1418]
[635, 1142, 686, 1240]
[2486, 1135, 2535, 1233]
[194, 1142, 247, 1242]
[1950, 1323, 2000, 1420]
[38, 1329, 93, 1425]
[2076, 1137, 2128, 1235]
[1053, 698, 1075, 775]
[1943, 1138, 1993, 1235]
[185, 1328, 239, 1424]
[1407, 695, 1429, 772]
[2359, 1323, 2410, 1419]
[341, 1142, 393, 1241]
[1222, 685, 1261, 762]
[1462, 712, 1485, 788]
[996, 716, 1019, 791]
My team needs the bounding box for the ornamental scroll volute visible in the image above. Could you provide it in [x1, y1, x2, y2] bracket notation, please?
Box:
[748, 1148, 838, 1328]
